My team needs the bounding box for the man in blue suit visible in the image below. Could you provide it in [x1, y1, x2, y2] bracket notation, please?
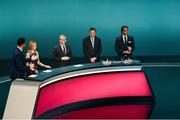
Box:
[10, 38, 33, 80]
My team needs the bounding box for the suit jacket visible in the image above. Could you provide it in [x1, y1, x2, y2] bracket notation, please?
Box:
[10, 47, 28, 80]
[115, 35, 135, 59]
[52, 44, 72, 67]
[83, 36, 102, 61]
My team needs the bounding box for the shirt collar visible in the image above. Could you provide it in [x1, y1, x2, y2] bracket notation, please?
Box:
[122, 35, 128, 38]
[17, 46, 23, 52]
[60, 43, 65, 47]
[90, 37, 95, 40]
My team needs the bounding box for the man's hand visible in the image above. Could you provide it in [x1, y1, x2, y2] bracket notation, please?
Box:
[62, 56, 70, 61]
[128, 47, 132, 52]
[123, 49, 131, 54]
[90, 57, 96, 63]
[123, 50, 129, 54]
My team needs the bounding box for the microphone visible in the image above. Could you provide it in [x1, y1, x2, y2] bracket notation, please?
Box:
[32, 50, 37, 56]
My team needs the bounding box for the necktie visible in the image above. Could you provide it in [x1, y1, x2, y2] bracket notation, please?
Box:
[63, 45, 66, 54]
[91, 38, 94, 48]
[124, 37, 127, 44]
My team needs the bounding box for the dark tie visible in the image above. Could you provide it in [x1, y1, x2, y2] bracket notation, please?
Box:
[91, 38, 94, 48]
[63, 46, 66, 54]
[124, 37, 127, 44]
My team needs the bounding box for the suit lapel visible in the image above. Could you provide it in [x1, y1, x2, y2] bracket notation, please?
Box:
[59, 44, 64, 55]
[64, 45, 68, 55]
[88, 37, 94, 49]
[121, 35, 128, 46]
[93, 37, 97, 49]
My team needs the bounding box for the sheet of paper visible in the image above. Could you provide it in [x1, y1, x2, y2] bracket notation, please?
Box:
[74, 64, 83, 67]
[28, 74, 38, 78]
[43, 70, 53, 73]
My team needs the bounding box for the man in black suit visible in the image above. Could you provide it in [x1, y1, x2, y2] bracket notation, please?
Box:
[53, 34, 72, 67]
[10, 38, 33, 80]
[115, 26, 135, 60]
[83, 27, 102, 63]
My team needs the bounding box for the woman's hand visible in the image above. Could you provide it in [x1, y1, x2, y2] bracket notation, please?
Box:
[29, 62, 35, 70]
[31, 54, 38, 61]
[45, 65, 51, 69]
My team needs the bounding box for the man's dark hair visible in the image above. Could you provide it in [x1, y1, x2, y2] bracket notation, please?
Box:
[17, 37, 25, 46]
[89, 27, 96, 32]
[121, 25, 128, 33]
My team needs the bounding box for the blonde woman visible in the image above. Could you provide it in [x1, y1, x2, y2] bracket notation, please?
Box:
[26, 40, 51, 75]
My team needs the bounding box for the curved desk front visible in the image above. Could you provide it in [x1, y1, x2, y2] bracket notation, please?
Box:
[3, 61, 155, 119]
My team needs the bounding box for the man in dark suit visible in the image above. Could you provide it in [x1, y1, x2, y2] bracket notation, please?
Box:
[83, 27, 102, 63]
[53, 34, 72, 67]
[10, 38, 33, 80]
[115, 26, 135, 60]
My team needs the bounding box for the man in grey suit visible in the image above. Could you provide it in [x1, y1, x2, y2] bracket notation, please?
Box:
[53, 35, 72, 67]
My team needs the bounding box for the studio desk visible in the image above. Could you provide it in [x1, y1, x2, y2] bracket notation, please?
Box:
[3, 60, 155, 119]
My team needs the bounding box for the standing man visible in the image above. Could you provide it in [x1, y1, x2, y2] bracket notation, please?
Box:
[10, 38, 34, 80]
[53, 34, 72, 67]
[83, 27, 102, 63]
[115, 26, 135, 60]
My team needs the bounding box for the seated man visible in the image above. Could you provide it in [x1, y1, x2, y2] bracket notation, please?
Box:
[10, 38, 34, 80]
[83, 27, 102, 63]
[53, 34, 72, 67]
[115, 26, 135, 60]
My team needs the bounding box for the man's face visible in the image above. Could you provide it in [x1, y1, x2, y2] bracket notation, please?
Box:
[59, 36, 67, 45]
[122, 28, 128, 36]
[89, 30, 96, 38]
[22, 43, 26, 49]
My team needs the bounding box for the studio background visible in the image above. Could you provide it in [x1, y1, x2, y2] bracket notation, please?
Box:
[0, 0, 180, 59]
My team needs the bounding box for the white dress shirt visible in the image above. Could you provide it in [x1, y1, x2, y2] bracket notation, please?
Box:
[122, 35, 128, 44]
[17, 46, 23, 52]
[90, 37, 95, 48]
[60, 44, 67, 54]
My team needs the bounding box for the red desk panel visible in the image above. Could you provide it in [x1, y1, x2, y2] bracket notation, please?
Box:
[35, 71, 153, 117]
[54, 104, 152, 119]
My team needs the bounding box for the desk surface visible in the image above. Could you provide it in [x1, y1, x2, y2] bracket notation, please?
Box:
[27, 60, 141, 81]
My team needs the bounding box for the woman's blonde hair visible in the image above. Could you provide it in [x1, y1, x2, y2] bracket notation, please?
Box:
[28, 40, 38, 56]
